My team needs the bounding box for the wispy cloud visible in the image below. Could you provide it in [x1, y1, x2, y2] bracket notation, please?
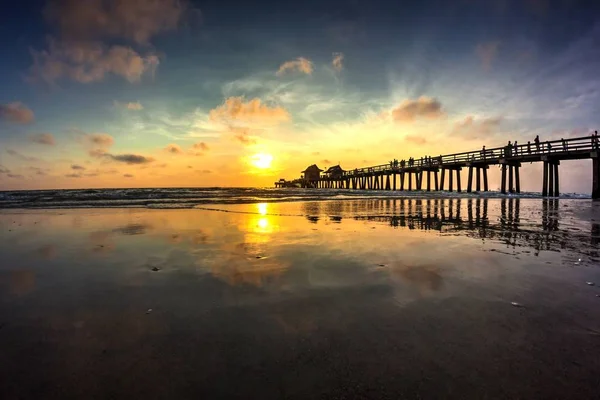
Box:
[209, 97, 290, 127]
[332, 52, 344, 72]
[30, 133, 56, 145]
[276, 57, 313, 76]
[6, 149, 39, 162]
[0, 102, 34, 124]
[114, 101, 144, 110]
[476, 41, 501, 71]
[71, 164, 86, 170]
[165, 144, 183, 154]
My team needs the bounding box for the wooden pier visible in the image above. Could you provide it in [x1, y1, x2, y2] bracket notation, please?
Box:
[276, 134, 600, 198]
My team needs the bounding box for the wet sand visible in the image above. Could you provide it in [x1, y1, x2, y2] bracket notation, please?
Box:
[1, 198, 600, 399]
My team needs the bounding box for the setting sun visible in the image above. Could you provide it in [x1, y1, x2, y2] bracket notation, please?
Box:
[251, 153, 273, 169]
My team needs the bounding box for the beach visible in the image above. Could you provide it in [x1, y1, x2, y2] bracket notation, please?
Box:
[1, 198, 600, 399]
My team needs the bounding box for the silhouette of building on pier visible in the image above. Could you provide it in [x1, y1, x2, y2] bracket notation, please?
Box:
[277, 134, 600, 198]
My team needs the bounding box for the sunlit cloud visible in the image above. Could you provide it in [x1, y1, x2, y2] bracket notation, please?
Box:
[85, 133, 115, 148]
[276, 57, 313, 76]
[332, 52, 344, 72]
[390, 97, 444, 123]
[165, 143, 183, 154]
[193, 142, 209, 151]
[30, 133, 56, 145]
[209, 97, 290, 127]
[114, 101, 143, 110]
[452, 115, 503, 140]
[0, 102, 34, 124]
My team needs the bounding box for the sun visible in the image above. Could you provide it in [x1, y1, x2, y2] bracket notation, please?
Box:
[251, 153, 273, 169]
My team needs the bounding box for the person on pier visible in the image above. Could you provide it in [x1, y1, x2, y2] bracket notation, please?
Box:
[534, 135, 540, 152]
[593, 131, 599, 149]
[513, 141, 518, 156]
[561, 138, 567, 151]
[481, 146, 486, 160]
[505, 141, 512, 158]
[527, 141, 531, 154]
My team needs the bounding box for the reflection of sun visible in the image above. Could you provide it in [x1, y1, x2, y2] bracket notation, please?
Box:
[257, 218, 269, 230]
[251, 153, 273, 169]
[257, 203, 268, 215]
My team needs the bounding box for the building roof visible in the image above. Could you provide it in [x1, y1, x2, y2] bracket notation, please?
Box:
[324, 165, 345, 173]
[301, 164, 323, 173]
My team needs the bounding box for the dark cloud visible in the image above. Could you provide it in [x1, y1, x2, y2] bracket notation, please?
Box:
[28, 166, 48, 175]
[165, 144, 183, 154]
[30, 133, 56, 145]
[123, 173, 134, 178]
[0, 165, 9, 174]
[321, 159, 331, 164]
[7, 174, 25, 179]
[193, 142, 209, 151]
[197, 169, 212, 174]
[71, 164, 86, 170]
[109, 153, 154, 164]
[65, 173, 81, 178]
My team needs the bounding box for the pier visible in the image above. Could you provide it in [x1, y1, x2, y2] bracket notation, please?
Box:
[276, 134, 600, 198]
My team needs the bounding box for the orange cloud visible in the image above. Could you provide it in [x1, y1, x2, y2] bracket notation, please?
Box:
[165, 144, 183, 154]
[332, 52, 344, 72]
[0, 102, 34, 124]
[476, 41, 501, 71]
[405, 134, 427, 145]
[452, 115, 502, 140]
[30, 41, 157, 84]
[391, 97, 444, 122]
[30, 133, 56, 145]
[92, 152, 154, 164]
[276, 57, 313, 76]
[193, 142, 209, 151]
[86, 133, 114, 148]
[209, 97, 290, 125]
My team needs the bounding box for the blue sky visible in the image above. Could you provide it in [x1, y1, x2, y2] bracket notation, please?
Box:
[0, 0, 599, 191]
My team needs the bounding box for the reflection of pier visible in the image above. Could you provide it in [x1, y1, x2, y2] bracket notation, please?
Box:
[302, 199, 600, 255]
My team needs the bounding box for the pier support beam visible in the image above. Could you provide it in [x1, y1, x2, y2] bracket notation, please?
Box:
[467, 167, 473, 193]
[393, 174, 396, 190]
[400, 172, 405, 191]
[417, 171, 423, 190]
[542, 162, 548, 196]
[434, 170, 439, 191]
[483, 167, 489, 191]
[542, 161, 559, 197]
[440, 169, 446, 191]
[448, 169, 454, 192]
[476, 167, 481, 191]
[427, 171, 431, 191]
[386, 174, 391, 190]
[408, 172, 413, 191]
[501, 165, 507, 194]
[593, 156, 600, 199]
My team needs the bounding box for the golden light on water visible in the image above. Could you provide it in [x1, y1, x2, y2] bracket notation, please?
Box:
[257, 203, 268, 215]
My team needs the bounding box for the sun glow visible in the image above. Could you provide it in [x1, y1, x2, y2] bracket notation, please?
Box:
[251, 153, 273, 169]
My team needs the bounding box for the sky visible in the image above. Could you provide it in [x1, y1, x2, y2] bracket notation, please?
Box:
[0, 0, 599, 192]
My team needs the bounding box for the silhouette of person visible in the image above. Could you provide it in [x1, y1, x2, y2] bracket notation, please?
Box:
[481, 145, 486, 160]
[514, 141, 518, 156]
[534, 135, 540, 152]
[547, 142, 552, 151]
[527, 141, 531, 154]
[561, 138, 567, 151]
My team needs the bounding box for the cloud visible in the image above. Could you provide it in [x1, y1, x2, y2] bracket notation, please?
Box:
[86, 133, 114, 148]
[0, 165, 10, 173]
[193, 142, 209, 151]
[404, 135, 427, 145]
[71, 164, 85, 170]
[321, 159, 331, 164]
[7, 174, 24, 179]
[44, 0, 188, 45]
[107, 153, 154, 164]
[209, 97, 290, 126]
[30, 133, 56, 145]
[28, 0, 189, 84]
[6, 149, 39, 162]
[29, 41, 158, 84]
[197, 169, 212, 174]
[391, 97, 444, 122]
[0, 102, 34, 124]
[332, 52, 344, 72]
[165, 144, 183, 154]
[65, 173, 82, 178]
[451, 115, 503, 140]
[476, 41, 501, 71]
[234, 133, 257, 145]
[115, 101, 144, 110]
[276, 57, 314, 76]
[28, 166, 48, 176]
[123, 174, 134, 178]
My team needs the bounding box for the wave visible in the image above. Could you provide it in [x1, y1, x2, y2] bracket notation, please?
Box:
[0, 187, 591, 209]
